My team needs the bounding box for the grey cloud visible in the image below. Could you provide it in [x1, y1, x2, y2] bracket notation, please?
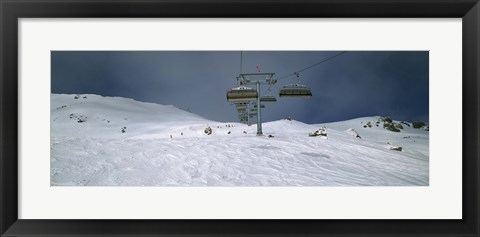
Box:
[51, 51, 428, 124]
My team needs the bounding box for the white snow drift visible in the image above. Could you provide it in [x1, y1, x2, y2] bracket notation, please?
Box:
[51, 94, 429, 186]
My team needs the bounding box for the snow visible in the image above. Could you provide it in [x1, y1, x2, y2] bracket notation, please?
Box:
[51, 94, 429, 186]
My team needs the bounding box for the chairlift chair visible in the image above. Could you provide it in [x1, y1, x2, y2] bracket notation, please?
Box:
[260, 96, 277, 102]
[236, 104, 247, 110]
[226, 86, 258, 102]
[279, 83, 312, 98]
[237, 108, 247, 113]
[260, 87, 277, 102]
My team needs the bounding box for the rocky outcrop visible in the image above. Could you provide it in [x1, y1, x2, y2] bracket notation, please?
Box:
[309, 127, 327, 137]
[412, 121, 426, 129]
[204, 126, 212, 135]
[378, 116, 403, 132]
[347, 128, 362, 139]
[384, 121, 400, 132]
[389, 146, 403, 151]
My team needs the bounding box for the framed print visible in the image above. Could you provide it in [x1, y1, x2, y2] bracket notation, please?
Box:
[1, 0, 479, 236]
[47, 50, 430, 187]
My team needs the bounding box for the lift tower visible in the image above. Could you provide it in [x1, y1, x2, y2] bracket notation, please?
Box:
[238, 73, 276, 135]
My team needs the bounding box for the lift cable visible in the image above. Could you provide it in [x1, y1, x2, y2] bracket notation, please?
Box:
[276, 51, 348, 81]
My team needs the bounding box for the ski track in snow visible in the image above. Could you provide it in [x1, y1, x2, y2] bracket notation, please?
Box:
[50, 94, 429, 186]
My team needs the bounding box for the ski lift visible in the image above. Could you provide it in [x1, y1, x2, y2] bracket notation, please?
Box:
[237, 108, 247, 113]
[236, 104, 247, 110]
[279, 84, 313, 98]
[260, 87, 277, 102]
[226, 86, 258, 102]
[260, 96, 277, 102]
[279, 72, 312, 98]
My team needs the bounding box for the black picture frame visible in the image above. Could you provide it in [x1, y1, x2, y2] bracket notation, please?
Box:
[1, 0, 479, 236]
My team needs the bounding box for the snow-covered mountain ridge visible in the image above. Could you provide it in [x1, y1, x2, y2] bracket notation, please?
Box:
[51, 94, 429, 186]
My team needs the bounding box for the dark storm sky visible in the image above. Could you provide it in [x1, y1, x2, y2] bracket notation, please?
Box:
[51, 51, 429, 124]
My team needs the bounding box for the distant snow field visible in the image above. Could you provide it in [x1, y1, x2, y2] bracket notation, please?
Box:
[51, 94, 429, 186]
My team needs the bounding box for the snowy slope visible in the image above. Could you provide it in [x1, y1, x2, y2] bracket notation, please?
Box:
[51, 94, 429, 186]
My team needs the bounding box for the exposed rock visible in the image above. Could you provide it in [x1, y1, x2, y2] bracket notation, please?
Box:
[309, 127, 327, 137]
[382, 116, 393, 123]
[268, 134, 274, 138]
[395, 123, 403, 130]
[69, 113, 87, 123]
[412, 121, 426, 129]
[389, 146, 403, 151]
[347, 128, 362, 139]
[384, 121, 400, 132]
[204, 126, 212, 135]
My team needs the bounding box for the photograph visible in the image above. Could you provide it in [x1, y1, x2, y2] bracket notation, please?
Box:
[2, 0, 477, 235]
[50, 51, 429, 186]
